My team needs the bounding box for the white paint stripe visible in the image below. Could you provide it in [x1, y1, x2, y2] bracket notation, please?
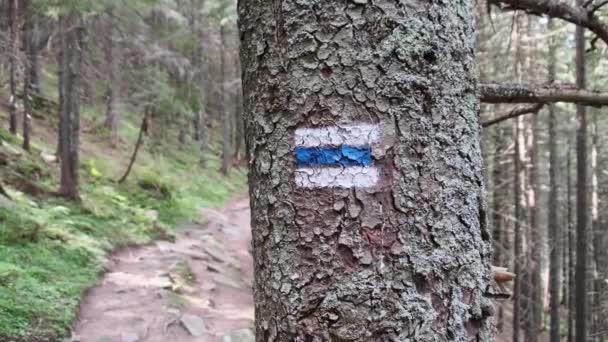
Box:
[295, 124, 380, 148]
[295, 166, 379, 188]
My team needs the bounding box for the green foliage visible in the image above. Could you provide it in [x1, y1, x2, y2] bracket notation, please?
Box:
[0, 130, 245, 340]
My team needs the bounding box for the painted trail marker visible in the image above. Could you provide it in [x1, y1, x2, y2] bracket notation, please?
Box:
[294, 124, 380, 188]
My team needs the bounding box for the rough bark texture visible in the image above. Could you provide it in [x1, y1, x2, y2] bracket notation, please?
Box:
[574, 2, 588, 339]
[239, 1, 494, 341]
[547, 17, 561, 342]
[480, 82, 608, 106]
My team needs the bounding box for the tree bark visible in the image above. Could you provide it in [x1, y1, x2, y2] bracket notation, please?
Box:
[220, 24, 231, 175]
[574, 2, 589, 339]
[480, 82, 608, 106]
[8, 0, 18, 135]
[547, 17, 562, 342]
[239, 1, 495, 340]
[58, 16, 84, 200]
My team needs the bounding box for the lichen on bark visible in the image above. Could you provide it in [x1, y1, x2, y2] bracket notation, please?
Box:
[239, 0, 495, 341]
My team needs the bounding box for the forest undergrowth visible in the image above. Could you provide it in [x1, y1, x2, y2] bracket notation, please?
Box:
[0, 105, 246, 341]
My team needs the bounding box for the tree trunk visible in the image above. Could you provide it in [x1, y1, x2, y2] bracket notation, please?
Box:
[104, 7, 120, 144]
[568, 138, 575, 342]
[233, 58, 244, 162]
[547, 17, 561, 342]
[119, 109, 149, 184]
[513, 115, 527, 342]
[239, 1, 495, 340]
[28, 20, 41, 95]
[199, 110, 208, 167]
[574, 0, 589, 338]
[220, 24, 231, 175]
[490, 104, 509, 333]
[58, 16, 84, 200]
[526, 17, 542, 340]
[591, 114, 606, 342]
[8, 0, 18, 135]
[513, 14, 527, 342]
[21, 0, 32, 152]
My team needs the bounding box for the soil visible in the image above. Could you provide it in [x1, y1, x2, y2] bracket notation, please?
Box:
[71, 197, 254, 342]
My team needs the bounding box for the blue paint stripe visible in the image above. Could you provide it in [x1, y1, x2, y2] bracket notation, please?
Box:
[295, 146, 373, 167]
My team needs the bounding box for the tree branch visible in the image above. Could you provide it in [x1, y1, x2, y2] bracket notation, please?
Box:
[482, 103, 545, 128]
[489, 0, 608, 46]
[480, 82, 608, 106]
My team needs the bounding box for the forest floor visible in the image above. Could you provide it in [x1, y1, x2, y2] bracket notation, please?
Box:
[71, 196, 254, 342]
[0, 99, 246, 341]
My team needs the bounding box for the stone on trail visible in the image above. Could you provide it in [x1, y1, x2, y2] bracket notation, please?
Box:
[180, 314, 206, 337]
[120, 331, 140, 342]
[222, 328, 255, 342]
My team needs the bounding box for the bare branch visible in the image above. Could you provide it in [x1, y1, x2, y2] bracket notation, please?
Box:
[482, 103, 544, 128]
[480, 82, 608, 106]
[489, 0, 608, 46]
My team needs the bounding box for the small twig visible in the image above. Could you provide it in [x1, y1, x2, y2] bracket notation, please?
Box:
[482, 103, 545, 128]
[586, 35, 601, 53]
[583, 0, 595, 8]
[590, 0, 608, 14]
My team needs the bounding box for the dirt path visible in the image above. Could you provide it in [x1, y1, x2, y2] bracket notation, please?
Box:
[71, 197, 254, 342]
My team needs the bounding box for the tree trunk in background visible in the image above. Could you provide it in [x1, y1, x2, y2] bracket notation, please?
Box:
[526, 17, 542, 340]
[220, 24, 231, 175]
[239, 1, 495, 340]
[513, 115, 526, 342]
[591, 115, 606, 342]
[233, 57, 244, 162]
[199, 109, 208, 167]
[527, 93, 542, 342]
[492, 114, 508, 333]
[574, 0, 589, 338]
[512, 14, 527, 342]
[568, 138, 575, 342]
[8, 0, 18, 135]
[104, 7, 120, 144]
[188, 1, 207, 167]
[547, 17, 561, 342]
[28, 21, 41, 95]
[58, 17, 84, 200]
[21, 0, 32, 152]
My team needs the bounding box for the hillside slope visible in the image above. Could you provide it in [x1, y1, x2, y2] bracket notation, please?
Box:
[0, 104, 246, 341]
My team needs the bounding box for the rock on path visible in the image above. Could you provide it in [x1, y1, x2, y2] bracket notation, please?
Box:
[71, 197, 254, 342]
